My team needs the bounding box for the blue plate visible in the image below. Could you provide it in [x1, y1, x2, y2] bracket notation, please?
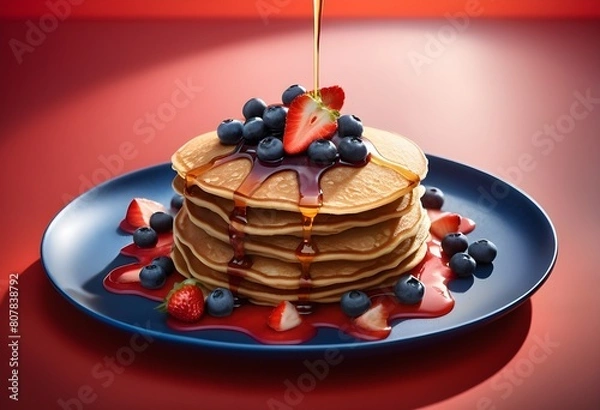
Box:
[41, 156, 557, 354]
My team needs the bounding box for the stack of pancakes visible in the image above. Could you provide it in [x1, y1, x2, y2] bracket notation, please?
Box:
[170, 127, 430, 305]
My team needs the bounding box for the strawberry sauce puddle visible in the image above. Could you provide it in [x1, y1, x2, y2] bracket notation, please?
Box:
[104, 210, 475, 344]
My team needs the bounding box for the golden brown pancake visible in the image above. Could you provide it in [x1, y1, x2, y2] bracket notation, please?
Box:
[171, 127, 427, 214]
[184, 197, 426, 262]
[174, 179, 424, 237]
[173, 207, 429, 289]
[172, 236, 428, 305]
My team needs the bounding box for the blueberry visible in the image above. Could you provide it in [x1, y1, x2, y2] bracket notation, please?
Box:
[468, 239, 497, 264]
[441, 232, 469, 257]
[421, 186, 444, 209]
[449, 252, 477, 277]
[139, 264, 166, 289]
[262, 105, 288, 136]
[206, 288, 235, 317]
[170, 194, 184, 210]
[340, 290, 371, 317]
[242, 97, 267, 120]
[282, 84, 306, 105]
[394, 274, 425, 304]
[149, 211, 173, 233]
[217, 119, 244, 145]
[151, 256, 175, 275]
[307, 139, 338, 164]
[133, 227, 158, 248]
[243, 117, 267, 144]
[337, 114, 363, 138]
[338, 136, 368, 163]
[257, 136, 284, 162]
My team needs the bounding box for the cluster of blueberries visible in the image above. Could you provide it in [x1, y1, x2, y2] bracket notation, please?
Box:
[216, 84, 369, 164]
[132, 199, 179, 289]
[422, 186, 498, 277]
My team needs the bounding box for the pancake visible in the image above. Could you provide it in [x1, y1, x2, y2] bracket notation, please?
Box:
[174, 178, 424, 237]
[172, 235, 428, 305]
[171, 127, 427, 215]
[184, 195, 426, 262]
[173, 207, 429, 289]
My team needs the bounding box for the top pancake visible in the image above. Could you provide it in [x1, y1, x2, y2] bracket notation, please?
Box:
[171, 126, 427, 215]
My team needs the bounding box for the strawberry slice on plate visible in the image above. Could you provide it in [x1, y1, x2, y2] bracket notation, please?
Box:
[121, 198, 167, 233]
[267, 301, 302, 331]
[430, 212, 462, 239]
[282, 85, 345, 155]
[353, 303, 391, 340]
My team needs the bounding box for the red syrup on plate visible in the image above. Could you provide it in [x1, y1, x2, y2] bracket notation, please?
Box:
[104, 196, 475, 343]
[104, 222, 178, 301]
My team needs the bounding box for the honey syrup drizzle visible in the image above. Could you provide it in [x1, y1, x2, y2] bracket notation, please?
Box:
[362, 138, 421, 189]
[297, 206, 319, 290]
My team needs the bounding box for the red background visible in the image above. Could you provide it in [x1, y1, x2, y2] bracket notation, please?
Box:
[1, 0, 600, 19]
[1, 1, 600, 410]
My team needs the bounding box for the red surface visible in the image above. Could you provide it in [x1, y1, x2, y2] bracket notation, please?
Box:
[1, 16, 600, 410]
[1, 0, 600, 19]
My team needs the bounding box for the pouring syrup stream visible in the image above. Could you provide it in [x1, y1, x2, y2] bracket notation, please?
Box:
[312, 0, 324, 96]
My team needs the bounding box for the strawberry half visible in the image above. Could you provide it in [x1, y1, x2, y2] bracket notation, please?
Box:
[158, 279, 204, 322]
[282, 86, 345, 155]
[267, 301, 302, 331]
[124, 198, 167, 229]
[353, 303, 391, 339]
[318, 85, 345, 111]
[430, 212, 462, 239]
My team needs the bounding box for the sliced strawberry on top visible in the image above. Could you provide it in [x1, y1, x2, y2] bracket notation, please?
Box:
[353, 303, 391, 340]
[267, 301, 302, 331]
[318, 85, 345, 111]
[123, 198, 167, 232]
[430, 212, 462, 239]
[282, 86, 345, 155]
